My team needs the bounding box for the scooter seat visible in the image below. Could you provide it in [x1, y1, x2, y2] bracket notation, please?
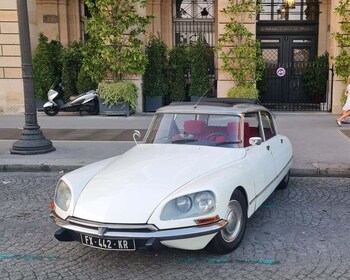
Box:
[69, 95, 78, 101]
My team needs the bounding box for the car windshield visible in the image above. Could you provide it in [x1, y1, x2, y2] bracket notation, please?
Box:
[144, 113, 243, 148]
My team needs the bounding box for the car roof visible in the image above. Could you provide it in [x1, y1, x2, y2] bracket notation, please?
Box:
[156, 98, 271, 115]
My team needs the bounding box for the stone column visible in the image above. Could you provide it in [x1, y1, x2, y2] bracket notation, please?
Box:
[329, 0, 344, 114]
[57, 0, 69, 45]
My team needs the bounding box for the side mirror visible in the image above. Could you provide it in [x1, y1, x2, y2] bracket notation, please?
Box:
[249, 137, 262, 146]
[133, 130, 141, 144]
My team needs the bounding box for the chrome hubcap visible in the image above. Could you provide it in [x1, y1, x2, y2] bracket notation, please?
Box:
[221, 200, 243, 242]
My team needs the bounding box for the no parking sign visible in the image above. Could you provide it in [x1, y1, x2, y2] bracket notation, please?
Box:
[276, 67, 286, 77]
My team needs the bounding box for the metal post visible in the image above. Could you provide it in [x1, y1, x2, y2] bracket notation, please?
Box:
[11, 0, 55, 155]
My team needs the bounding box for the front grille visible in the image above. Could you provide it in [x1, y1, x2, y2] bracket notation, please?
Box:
[67, 216, 158, 233]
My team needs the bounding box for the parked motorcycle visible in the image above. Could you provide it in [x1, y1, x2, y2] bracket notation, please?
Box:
[43, 81, 99, 116]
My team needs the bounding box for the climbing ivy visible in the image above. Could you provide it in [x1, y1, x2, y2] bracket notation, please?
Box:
[333, 0, 350, 81]
[217, 0, 265, 90]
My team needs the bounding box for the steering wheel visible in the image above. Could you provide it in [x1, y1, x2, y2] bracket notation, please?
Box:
[206, 133, 233, 142]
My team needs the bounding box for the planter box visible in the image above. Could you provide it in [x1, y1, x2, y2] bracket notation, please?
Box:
[99, 101, 134, 117]
[145, 96, 164, 112]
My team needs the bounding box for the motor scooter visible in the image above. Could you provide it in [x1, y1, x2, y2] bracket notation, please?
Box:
[43, 81, 99, 116]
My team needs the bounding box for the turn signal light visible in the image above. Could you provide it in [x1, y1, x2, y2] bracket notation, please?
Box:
[50, 201, 55, 210]
[194, 215, 220, 225]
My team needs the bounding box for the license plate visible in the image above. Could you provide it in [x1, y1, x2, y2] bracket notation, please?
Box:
[81, 234, 136, 251]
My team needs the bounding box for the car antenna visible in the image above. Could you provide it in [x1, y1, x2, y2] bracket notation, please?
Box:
[194, 88, 210, 109]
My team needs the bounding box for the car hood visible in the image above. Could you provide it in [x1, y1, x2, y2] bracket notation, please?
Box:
[73, 144, 246, 223]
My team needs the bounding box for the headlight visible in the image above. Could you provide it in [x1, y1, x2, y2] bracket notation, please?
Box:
[194, 192, 215, 213]
[160, 191, 215, 221]
[54, 180, 71, 211]
[176, 196, 192, 213]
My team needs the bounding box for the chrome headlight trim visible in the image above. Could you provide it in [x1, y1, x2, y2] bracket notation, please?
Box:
[160, 191, 216, 221]
[54, 180, 72, 211]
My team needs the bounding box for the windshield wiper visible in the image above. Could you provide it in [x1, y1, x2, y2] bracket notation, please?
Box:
[171, 139, 198, 144]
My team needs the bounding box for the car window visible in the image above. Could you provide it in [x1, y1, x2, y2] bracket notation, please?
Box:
[145, 113, 242, 148]
[260, 112, 276, 140]
[243, 112, 261, 146]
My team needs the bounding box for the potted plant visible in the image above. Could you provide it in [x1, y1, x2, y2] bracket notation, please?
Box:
[227, 84, 259, 100]
[188, 39, 211, 101]
[143, 36, 169, 111]
[303, 52, 329, 104]
[98, 81, 138, 116]
[168, 45, 189, 102]
[82, 0, 153, 113]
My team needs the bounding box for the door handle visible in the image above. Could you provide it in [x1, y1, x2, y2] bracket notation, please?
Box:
[281, 139, 284, 144]
[266, 145, 270, 151]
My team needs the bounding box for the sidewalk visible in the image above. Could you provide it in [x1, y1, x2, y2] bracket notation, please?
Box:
[0, 112, 349, 176]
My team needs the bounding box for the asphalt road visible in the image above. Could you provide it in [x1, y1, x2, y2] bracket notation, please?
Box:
[1, 173, 350, 280]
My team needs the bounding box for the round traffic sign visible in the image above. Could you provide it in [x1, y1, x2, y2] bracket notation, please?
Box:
[276, 67, 286, 77]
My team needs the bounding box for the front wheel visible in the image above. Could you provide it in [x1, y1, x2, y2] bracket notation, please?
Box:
[44, 106, 59, 116]
[206, 190, 247, 254]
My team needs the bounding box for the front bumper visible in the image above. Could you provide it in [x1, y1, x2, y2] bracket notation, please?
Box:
[51, 210, 227, 243]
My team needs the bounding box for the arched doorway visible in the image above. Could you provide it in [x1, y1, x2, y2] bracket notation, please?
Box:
[257, 0, 328, 111]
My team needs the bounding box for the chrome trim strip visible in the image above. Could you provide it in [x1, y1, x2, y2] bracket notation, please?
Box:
[67, 216, 159, 231]
[249, 156, 293, 206]
[52, 211, 228, 241]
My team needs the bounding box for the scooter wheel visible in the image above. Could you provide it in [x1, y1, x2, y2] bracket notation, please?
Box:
[44, 106, 59, 116]
[87, 97, 100, 115]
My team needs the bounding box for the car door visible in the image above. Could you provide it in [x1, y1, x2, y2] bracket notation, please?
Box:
[260, 111, 291, 177]
[244, 112, 277, 210]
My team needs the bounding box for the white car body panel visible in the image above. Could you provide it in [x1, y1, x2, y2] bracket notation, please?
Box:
[72, 144, 246, 224]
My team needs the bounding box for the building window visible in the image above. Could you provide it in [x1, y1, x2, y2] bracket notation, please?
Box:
[172, 0, 215, 47]
[258, 0, 319, 22]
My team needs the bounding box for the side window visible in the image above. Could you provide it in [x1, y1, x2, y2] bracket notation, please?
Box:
[243, 113, 261, 147]
[260, 112, 276, 140]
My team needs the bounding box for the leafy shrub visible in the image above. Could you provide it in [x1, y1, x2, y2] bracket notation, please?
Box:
[77, 67, 98, 94]
[303, 52, 329, 97]
[143, 36, 168, 97]
[168, 45, 189, 101]
[33, 33, 63, 100]
[188, 39, 211, 97]
[98, 81, 138, 110]
[83, 0, 153, 82]
[61, 41, 84, 99]
[227, 86, 259, 99]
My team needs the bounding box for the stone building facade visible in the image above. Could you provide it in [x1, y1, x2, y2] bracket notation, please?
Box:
[0, 0, 346, 114]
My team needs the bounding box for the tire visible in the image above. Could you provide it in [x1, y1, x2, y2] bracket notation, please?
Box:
[87, 97, 99, 115]
[277, 170, 290, 190]
[207, 189, 247, 254]
[44, 106, 59, 116]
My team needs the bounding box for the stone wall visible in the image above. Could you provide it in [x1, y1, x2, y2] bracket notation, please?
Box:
[0, 0, 23, 113]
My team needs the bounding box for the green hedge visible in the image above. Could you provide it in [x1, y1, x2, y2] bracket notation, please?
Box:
[143, 36, 168, 97]
[32, 33, 63, 100]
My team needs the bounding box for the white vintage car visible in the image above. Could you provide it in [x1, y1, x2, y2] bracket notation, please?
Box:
[51, 100, 293, 254]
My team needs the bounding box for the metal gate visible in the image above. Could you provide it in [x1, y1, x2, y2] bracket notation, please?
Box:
[257, 33, 331, 112]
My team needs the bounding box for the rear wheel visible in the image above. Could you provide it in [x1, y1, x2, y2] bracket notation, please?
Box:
[44, 106, 59, 116]
[277, 170, 290, 189]
[207, 190, 247, 254]
[87, 97, 99, 115]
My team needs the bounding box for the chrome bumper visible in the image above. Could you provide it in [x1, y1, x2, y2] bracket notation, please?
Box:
[51, 210, 227, 241]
